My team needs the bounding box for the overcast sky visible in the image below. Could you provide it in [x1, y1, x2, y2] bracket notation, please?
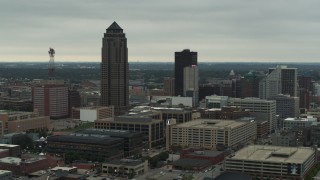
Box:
[1, 0, 320, 62]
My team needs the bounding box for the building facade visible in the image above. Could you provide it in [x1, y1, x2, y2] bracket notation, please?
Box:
[183, 65, 199, 107]
[311, 124, 320, 146]
[228, 97, 276, 132]
[32, 83, 68, 119]
[200, 106, 250, 120]
[274, 94, 300, 118]
[150, 96, 193, 107]
[102, 159, 148, 177]
[271, 131, 297, 147]
[170, 119, 256, 150]
[155, 107, 193, 124]
[68, 89, 81, 117]
[0, 111, 50, 133]
[72, 106, 114, 122]
[199, 80, 234, 101]
[163, 77, 175, 96]
[259, 65, 298, 100]
[0, 144, 20, 157]
[46, 134, 124, 161]
[205, 95, 229, 109]
[240, 71, 261, 98]
[283, 116, 317, 130]
[94, 110, 164, 148]
[100, 22, 129, 114]
[174, 49, 197, 96]
[77, 129, 143, 157]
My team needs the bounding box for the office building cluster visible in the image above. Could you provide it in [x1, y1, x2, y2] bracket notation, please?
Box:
[2, 21, 320, 179]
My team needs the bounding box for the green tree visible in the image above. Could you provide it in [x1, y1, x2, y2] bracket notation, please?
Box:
[13, 135, 34, 150]
[158, 152, 169, 161]
[38, 128, 48, 138]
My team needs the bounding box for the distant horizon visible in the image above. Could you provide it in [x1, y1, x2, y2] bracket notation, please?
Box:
[1, 60, 320, 64]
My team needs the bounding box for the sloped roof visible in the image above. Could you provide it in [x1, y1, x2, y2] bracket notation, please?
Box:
[107, 21, 123, 30]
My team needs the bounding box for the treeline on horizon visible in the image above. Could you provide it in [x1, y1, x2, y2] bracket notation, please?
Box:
[0, 62, 320, 83]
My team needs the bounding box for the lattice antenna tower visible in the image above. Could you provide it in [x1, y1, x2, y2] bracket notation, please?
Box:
[48, 48, 55, 80]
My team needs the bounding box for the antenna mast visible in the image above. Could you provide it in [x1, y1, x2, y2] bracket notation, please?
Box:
[48, 48, 55, 80]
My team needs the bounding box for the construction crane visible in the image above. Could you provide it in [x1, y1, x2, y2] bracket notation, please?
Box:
[48, 48, 55, 80]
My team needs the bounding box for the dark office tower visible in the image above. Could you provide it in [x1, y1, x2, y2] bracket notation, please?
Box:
[174, 49, 197, 96]
[281, 68, 298, 97]
[100, 22, 129, 114]
[240, 71, 260, 98]
[68, 89, 81, 117]
[163, 77, 175, 96]
[299, 75, 313, 109]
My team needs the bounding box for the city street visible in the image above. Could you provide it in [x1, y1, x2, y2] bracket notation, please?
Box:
[135, 163, 223, 180]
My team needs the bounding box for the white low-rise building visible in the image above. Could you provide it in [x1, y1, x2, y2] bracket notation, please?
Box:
[72, 106, 114, 122]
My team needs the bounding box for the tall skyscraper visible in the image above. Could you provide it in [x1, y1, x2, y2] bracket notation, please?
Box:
[100, 22, 129, 113]
[298, 75, 312, 109]
[183, 65, 199, 107]
[174, 49, 197, 96]
[163, 77, 175, 96]
[259, 65, 297, 99]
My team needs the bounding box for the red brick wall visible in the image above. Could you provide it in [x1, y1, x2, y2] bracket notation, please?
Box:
[180, 149, 225, 165]
[0, 149, 9, 158]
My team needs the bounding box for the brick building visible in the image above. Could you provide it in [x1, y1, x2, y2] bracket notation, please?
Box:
[32, 80, 69, 119]
[0, 155, 64, 175]
[180, 148, 225, 165]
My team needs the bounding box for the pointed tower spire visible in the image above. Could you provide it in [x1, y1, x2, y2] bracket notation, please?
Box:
[107, 21, 123, 33]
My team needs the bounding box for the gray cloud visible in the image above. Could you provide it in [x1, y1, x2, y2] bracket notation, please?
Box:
[1, 0, 320, 62]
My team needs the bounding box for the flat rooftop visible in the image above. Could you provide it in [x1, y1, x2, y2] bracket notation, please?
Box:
[230, 145, 314, 164]
[173, 119, 251, 129]
[47, 134, 123, 145]
[0, 157, 21, 165]
[0, 170, 12, 174]
[76, 128, 141, 138]
[172, 158, 211, 168]
[284, 117, 317, 122]
[50, 166, 77, 171]
[0, 144, 20, 148]
[104, 159, 145, 166]
[76, 106, 110, 110]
